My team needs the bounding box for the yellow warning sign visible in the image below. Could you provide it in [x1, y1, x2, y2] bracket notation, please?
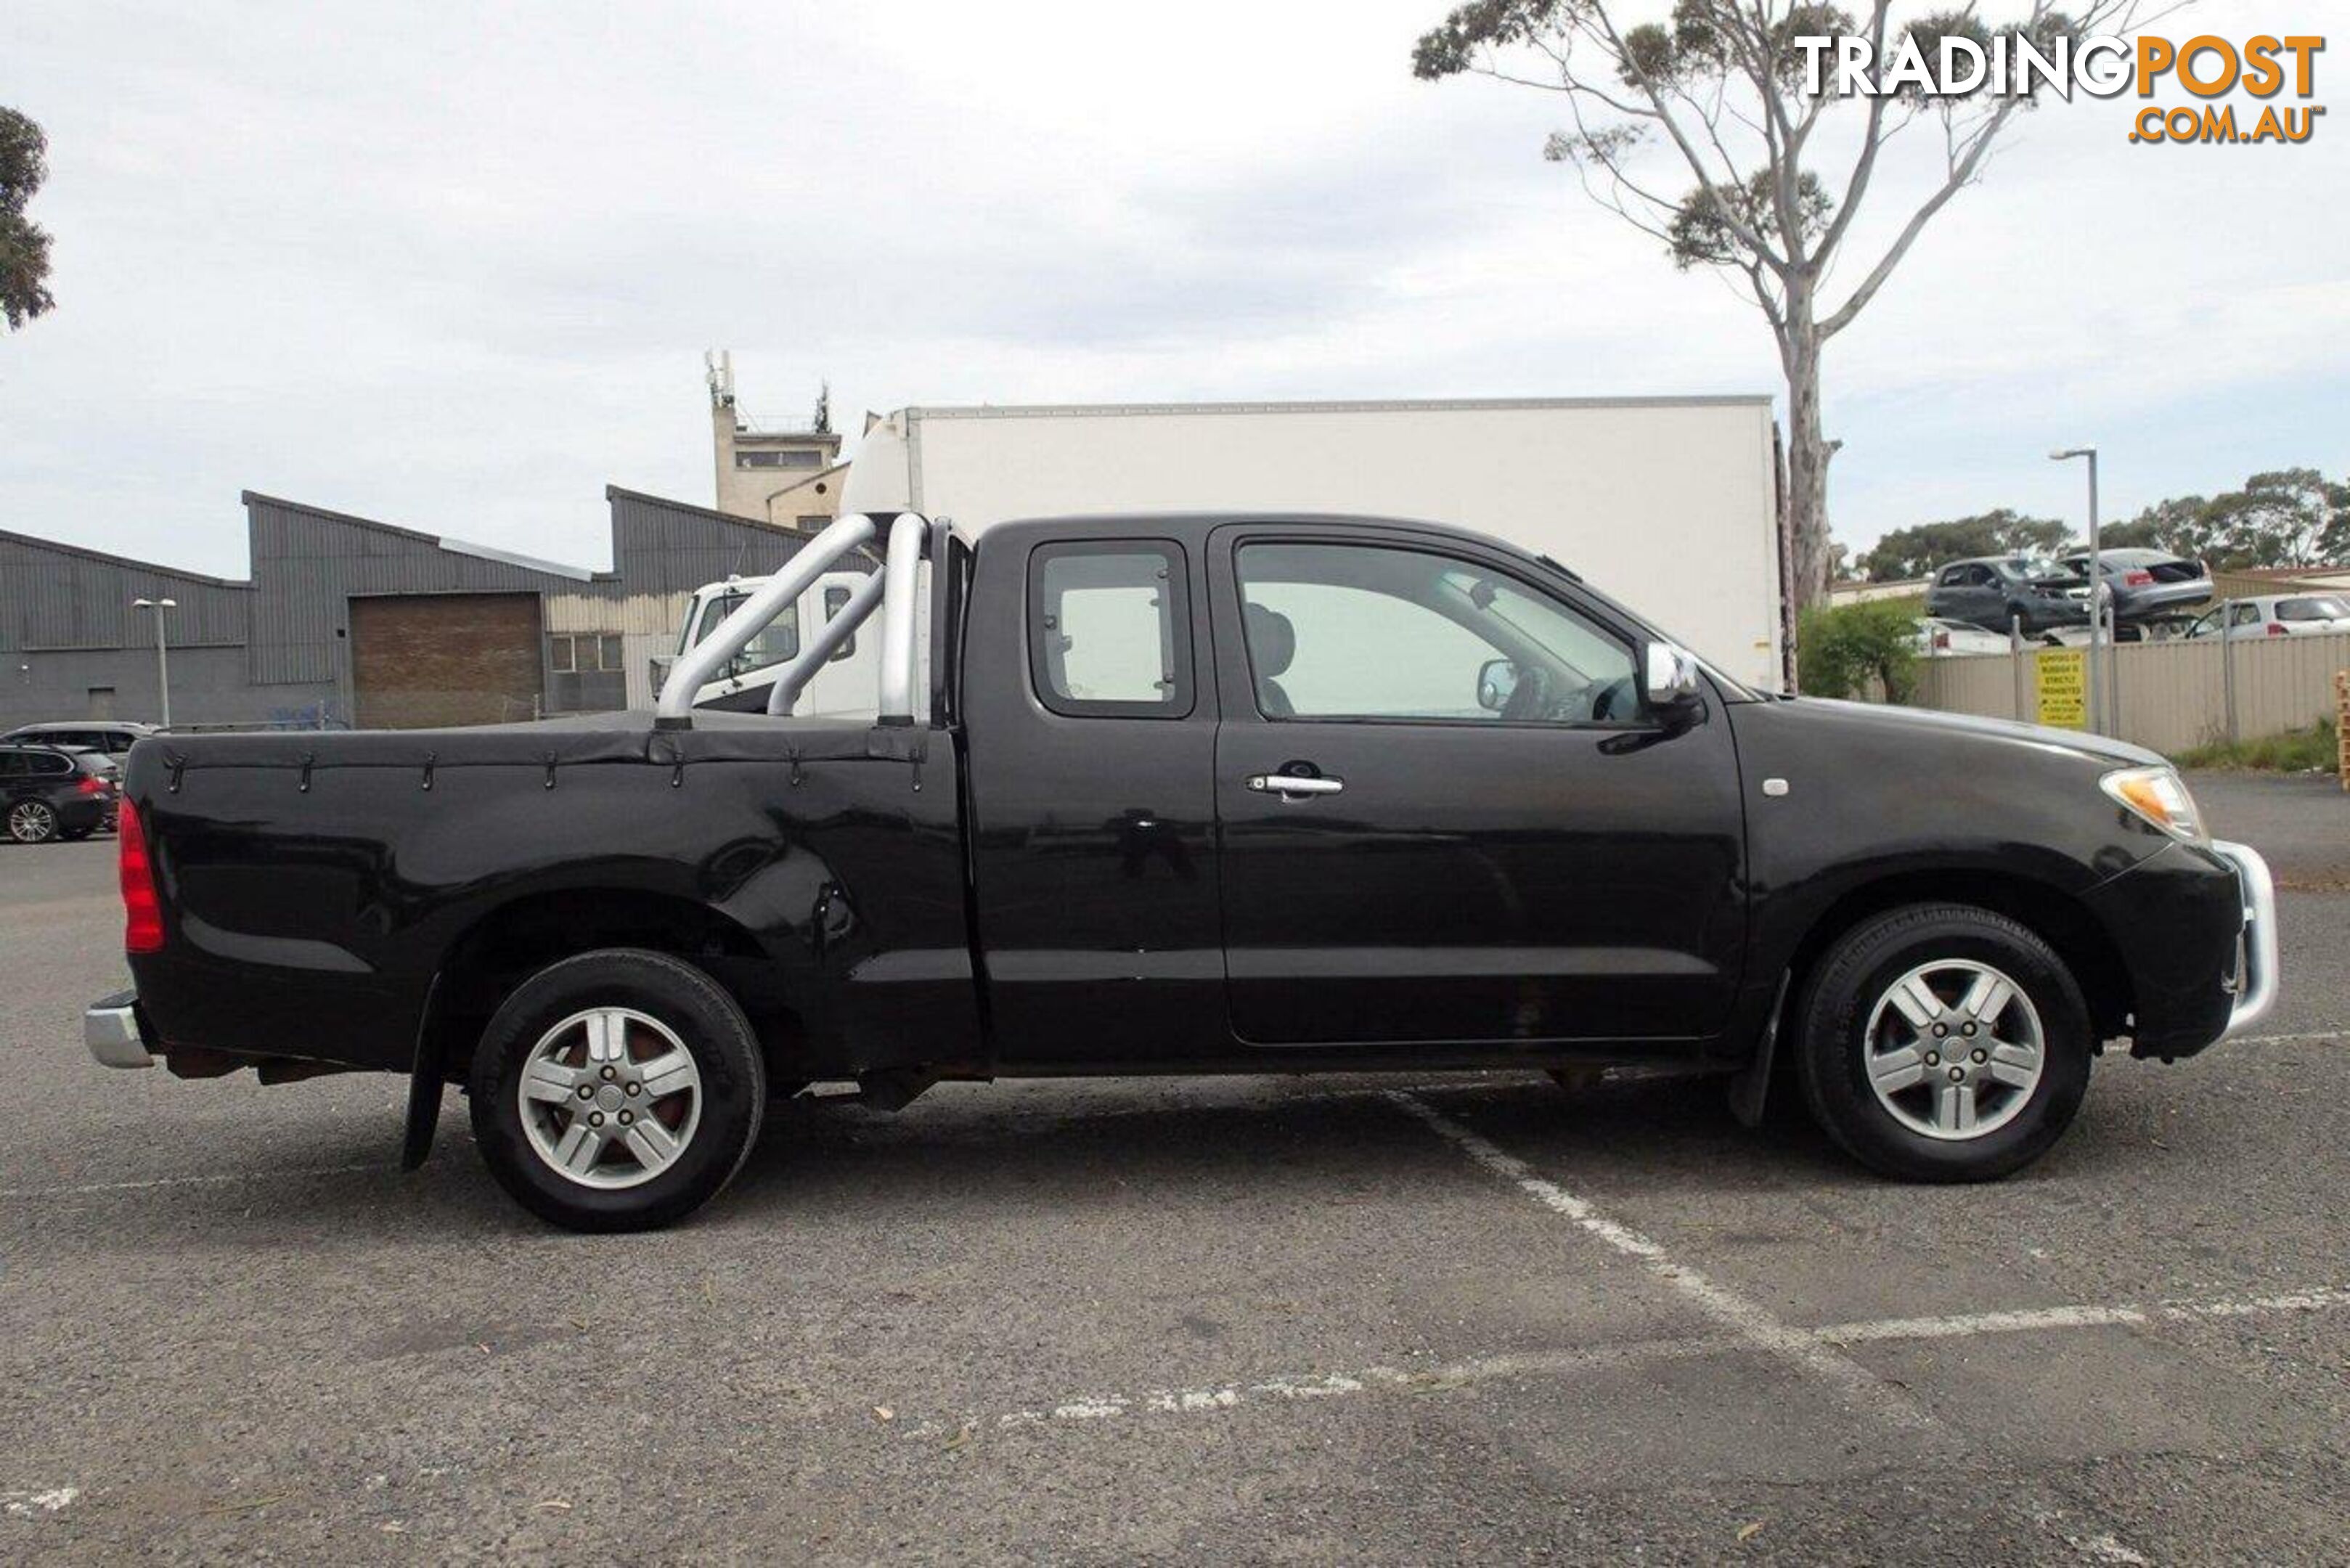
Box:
[2034, 648, 2087, 730]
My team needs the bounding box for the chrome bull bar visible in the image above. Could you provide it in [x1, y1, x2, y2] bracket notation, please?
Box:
[2210, 839, 2279, 1037]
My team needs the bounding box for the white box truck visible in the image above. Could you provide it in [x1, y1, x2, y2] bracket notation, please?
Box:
[839, 397, 1785, 689]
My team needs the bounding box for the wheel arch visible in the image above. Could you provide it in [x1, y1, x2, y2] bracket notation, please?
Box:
[415, 887, 807, 1108]
[1779, 869, 2134, 1045]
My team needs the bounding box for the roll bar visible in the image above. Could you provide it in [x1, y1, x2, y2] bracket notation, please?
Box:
[655, 512, 931, 727]
[876, 513, 925, 726]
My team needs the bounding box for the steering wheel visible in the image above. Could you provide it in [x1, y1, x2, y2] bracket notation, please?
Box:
[1588, 674, 1636, 723]
[1498, 663, 1557, 723]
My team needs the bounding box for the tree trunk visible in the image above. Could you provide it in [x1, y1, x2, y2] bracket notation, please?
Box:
[1781, 307, 1834, 618]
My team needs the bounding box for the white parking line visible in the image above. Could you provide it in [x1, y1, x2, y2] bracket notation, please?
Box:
[1385, 1090, 1939, 1430]
[953, 1283, 2347, 1435]
[2229, 1029, 2348, 1046]
[0, 1487, 79, 1518]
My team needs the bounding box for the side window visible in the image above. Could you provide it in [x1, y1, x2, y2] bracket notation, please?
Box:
[1938, 565, 1967, 587]
[1235, 542, 1641, 725]
[1028, 541, 1192, 719]
[824, 585, 857, 663]
[32, 751, 72, 777]
[694, 591, 799, 675]
[0, 750, 24, 779]
[2229, 603, 2259, 627]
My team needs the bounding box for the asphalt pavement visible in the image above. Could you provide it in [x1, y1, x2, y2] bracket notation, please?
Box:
[1, 769, 2344, 1563]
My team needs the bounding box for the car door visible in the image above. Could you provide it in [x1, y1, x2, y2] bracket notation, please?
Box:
[1936, 564, 1993, 627]
[962, 531, 1228, 1070]
[1208, 524, 1745, 1050]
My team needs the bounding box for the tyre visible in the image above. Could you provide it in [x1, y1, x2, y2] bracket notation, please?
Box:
[468, 948, 767, 1232]
[7, 800, 59, 844]
[1794, 904, 2090, 1183]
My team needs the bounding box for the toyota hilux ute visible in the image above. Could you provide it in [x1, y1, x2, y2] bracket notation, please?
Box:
[84, 512, 2278, 1231]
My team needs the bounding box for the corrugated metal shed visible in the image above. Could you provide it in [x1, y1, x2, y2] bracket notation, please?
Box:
[0, 528, 251, 653]
[4, 489, 844, 728]
[606, 486, 833, 592]
[244, 493, 604, 686]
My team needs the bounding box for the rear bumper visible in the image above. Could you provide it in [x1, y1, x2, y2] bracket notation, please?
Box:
[2113, 581, 2214, 620]
[84, 991, 155, 1069]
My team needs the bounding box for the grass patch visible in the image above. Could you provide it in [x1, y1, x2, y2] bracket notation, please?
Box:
[2175, 716, 2340, 772]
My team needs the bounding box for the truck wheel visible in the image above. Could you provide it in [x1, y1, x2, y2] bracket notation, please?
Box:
[1794, 904, 2090, 1183]
[7, 801, 58, 844]
[468, 949, 767, 1232]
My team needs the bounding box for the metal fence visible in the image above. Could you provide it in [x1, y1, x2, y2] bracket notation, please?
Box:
[1914, 630, 2349, 756]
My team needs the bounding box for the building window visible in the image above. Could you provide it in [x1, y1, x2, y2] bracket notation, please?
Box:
[735, 449, 824, 470]
[549, 634, 622, 674]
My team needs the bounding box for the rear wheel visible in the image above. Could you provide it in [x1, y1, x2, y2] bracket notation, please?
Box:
[1795, 904, 2090, 1182]
[468, 948, 767, 1232]
[7, 801, 58, 844]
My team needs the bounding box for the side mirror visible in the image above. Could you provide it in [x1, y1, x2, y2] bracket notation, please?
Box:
[1642, 642, 1702, 714]
[1476, 658, 1519, 712]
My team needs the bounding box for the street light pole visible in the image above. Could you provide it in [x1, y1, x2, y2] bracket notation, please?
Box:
[132, 597, 176, 727]
[2049, 449, 2102, 733]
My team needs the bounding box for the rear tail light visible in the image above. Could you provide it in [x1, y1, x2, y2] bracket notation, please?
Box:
[2124, 570, 2154, 586]
[78, 775, 105, 794]
[119, 801, 165, 954]
[1933, 631, 1951, 650]
[2267, 622, 2288, 637]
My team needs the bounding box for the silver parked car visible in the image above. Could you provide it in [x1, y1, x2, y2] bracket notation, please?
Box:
[2185, 593, 2350, 640]
[2058, 549, 2212, 623]
[0, 720, 159, 758]
[1914, 616, 2025, 656]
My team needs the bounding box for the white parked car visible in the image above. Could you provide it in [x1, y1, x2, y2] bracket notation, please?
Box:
[2184, 594, 2350, 641]
[1914, 616, 2023, 656]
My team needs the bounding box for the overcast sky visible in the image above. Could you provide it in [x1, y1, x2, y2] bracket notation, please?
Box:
[6, 1, 2343, 580]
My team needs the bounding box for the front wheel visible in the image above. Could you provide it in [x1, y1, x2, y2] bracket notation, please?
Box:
[468, 948, 767, 1232]
[1795, 904, 2091, 1182]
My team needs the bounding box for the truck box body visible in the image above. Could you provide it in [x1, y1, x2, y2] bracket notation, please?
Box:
[842, 399, 1785, 689]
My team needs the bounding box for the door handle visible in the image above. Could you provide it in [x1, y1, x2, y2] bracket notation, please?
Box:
[1247, 773, 1344, 799]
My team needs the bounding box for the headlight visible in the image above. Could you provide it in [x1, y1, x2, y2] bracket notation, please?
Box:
[2100, 765, 2206, 841]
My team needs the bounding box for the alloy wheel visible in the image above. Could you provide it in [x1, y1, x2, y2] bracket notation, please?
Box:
[7, 801, 57, 844]
[516, 1007, 703, 1189]
[1862, 959, 2046, 1140]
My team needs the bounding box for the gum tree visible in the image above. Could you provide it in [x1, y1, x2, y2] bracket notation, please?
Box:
[1, 106, 57, 331]
[1411, 1, 2161, 621]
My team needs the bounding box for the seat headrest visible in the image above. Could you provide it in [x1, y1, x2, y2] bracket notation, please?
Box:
[1244, 603, 1296, 679]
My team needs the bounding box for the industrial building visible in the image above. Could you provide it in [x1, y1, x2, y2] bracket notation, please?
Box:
[705, 351, 846, 529]
[1, 487, 822, 732]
